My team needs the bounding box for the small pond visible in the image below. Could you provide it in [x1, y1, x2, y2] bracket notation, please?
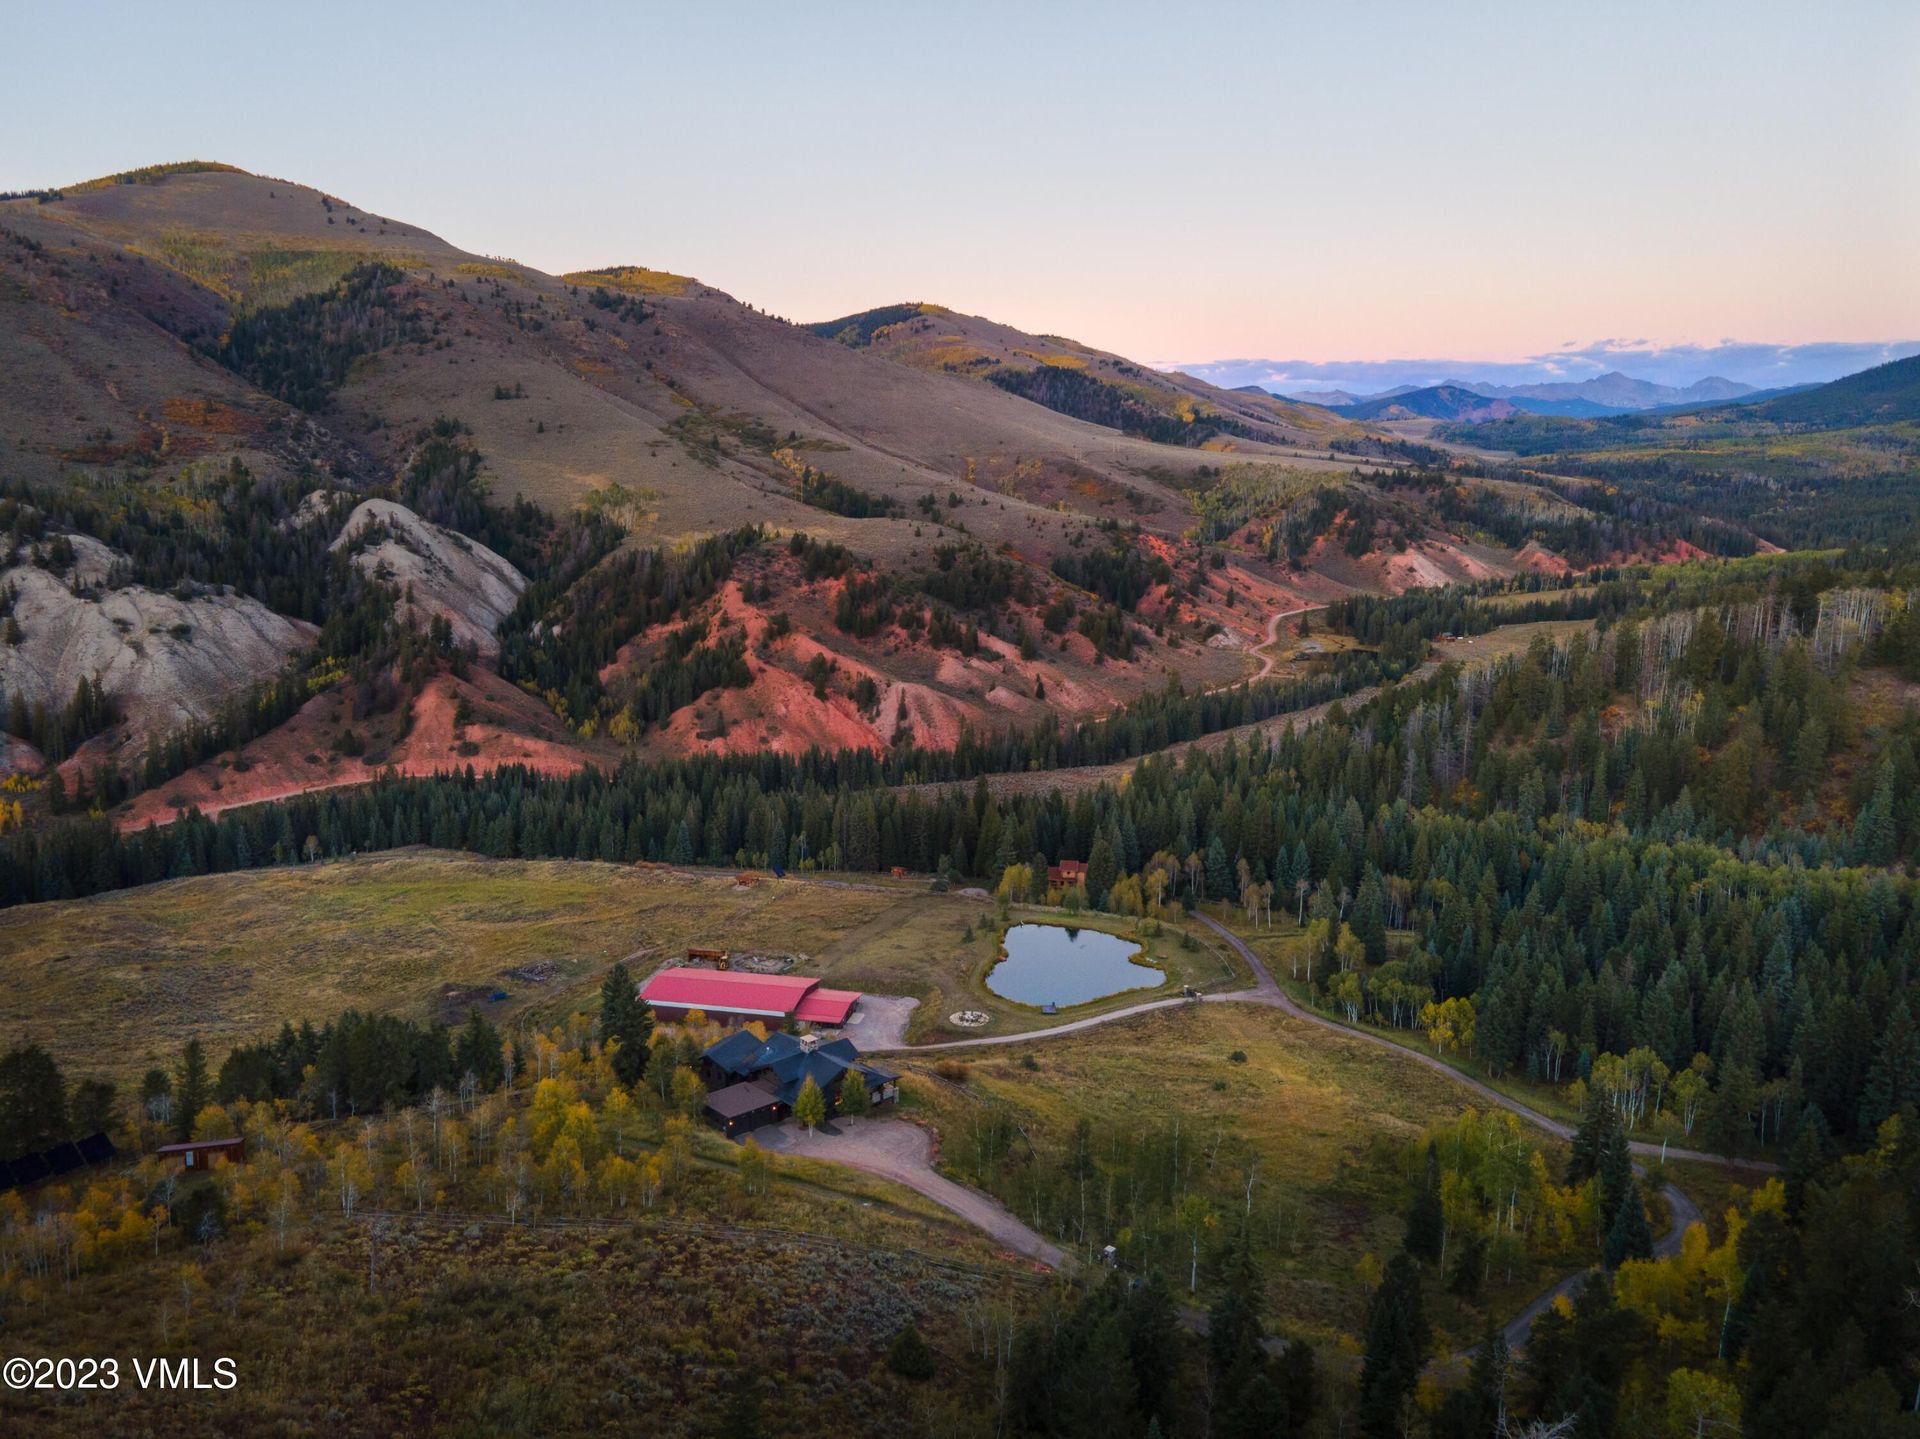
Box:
[985, 923, 1162, 1007]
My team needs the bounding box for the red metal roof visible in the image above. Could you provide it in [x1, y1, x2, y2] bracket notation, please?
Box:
[793, 987, 861, 1025]
[640, 968, 822, 1018]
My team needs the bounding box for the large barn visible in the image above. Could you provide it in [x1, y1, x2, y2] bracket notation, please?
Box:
[637, 967, 863, 1029]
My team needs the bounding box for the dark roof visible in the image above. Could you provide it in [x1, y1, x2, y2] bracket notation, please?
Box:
[770, 1051, 850, 1107]
[704, 1081, 782, 1120]
[704, 1028, 777, 1078]
[154, 1137, 245, 1156]
[703, 1032, 880, 1105]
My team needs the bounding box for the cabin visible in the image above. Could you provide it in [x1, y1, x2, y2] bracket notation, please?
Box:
[639, 967, 863, 1029]
[1047, 859, 1089, 888]
[686, 946, 730, 967]
[155, 1136, 247, 1171]
[699, 1030, 897, 1136]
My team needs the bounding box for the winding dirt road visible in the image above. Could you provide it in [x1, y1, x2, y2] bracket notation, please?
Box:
[849, 912, 1762, 1350]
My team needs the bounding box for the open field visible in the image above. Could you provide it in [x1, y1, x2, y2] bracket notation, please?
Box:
[0, 854, 896, 1083]
[896, 1002, 1575, 1350]
[0, 854, 1246, 1082]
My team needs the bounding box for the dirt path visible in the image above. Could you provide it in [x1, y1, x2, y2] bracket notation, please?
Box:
[1247, 605, 1325, 684]
[882, 914, 1765, 1173]
[896, 618, 1597, 803]
[867, 913, 1763, 1346]
[754, 1115, 1069, 1268]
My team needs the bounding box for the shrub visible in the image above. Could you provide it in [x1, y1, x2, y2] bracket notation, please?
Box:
[887, 1324, 936, 1381]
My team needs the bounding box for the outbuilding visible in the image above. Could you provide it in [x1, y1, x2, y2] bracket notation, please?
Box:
[702, 1081, 785, 1137]
[639, 967, 863, 1029]
[155, 1136, 247, 1171]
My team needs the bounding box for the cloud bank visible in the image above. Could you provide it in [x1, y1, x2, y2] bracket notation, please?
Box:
[1173, 340, 1920, 398]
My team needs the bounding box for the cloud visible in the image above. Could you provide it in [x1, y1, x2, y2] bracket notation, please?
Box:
[1173, 340, 1920, 397]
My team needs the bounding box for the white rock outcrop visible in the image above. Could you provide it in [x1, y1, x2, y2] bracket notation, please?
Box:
[328, 499, 527, 658]
[0, 535, 316, 733]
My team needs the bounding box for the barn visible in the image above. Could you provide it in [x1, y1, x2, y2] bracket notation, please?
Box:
[638, 967, 863, 1029]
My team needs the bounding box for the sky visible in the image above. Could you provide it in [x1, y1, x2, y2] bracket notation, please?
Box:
[6, 1, 1918, 382]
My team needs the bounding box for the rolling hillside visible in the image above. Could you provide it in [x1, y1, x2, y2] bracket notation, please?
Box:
[0, 162, 1623, 818]
[803, 301, 1349, 451]
[1336, 385, 1521, 423]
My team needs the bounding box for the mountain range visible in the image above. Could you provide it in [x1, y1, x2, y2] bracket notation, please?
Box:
[7, 161, 1905, 832]
[1282, 371, 1763, 420]
[0, 161, 1590, 817]
[1180, 340, 1920, 399]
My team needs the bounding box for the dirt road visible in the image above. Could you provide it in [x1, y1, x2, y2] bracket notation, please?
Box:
[754, 1115, 1069, 1268]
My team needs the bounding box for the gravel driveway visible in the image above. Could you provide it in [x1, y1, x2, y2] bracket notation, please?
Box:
[840, 994, 918, 1050]
[754, 1116, 1068, 1269]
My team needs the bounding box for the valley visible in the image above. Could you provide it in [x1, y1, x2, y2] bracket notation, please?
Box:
[0, 141, 1916, 1439]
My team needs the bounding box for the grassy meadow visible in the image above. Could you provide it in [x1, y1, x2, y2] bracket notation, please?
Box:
[898, 1002, 1578, 1351]
[0, 854, 1252, 1085]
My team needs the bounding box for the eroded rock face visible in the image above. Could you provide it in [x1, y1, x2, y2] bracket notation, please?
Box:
[0, 535, 316, 732]
[327, 499, 525, 657]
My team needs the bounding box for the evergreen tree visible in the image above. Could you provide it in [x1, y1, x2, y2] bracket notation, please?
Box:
[1602, 1178, 1653, 1268]
[1783, 1105, 1831, 1219]
[598, 963, 652, 1086]
[886, 1324, 936, 1381]
[1857, 995, 1918, 1132]
[0, 1044, 67, 1160]
[1567, 1084, 1613, 1180]
[716, 1372, 768, 1439]
[1122, 1271, 1180, 1431]
[1403, 1141, 1444, 1263]
[1086, 835, 1118, 909]
[1358, 1252, 1429, 1438]
[454, 1010, 505, 1089]
[174, 1038, 208, 1142]
[70, 1077, 116, 1136]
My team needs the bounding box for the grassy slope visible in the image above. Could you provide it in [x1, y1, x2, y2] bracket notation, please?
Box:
[2, 1215, 1030, 1437]
[0, 855, 1250, 1082]
[0, 855, 897, 1083]
[802, 300, 1350, 452]
[898, 1002, 1572, 1349]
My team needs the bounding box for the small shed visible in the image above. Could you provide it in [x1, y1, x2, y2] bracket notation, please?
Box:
[687, 946, 730, 967]
[703, 1081, 784, 1138]
[155, 1136, 247, 1171]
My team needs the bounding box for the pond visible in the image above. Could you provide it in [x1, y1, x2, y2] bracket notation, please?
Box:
[985, 923, 1163, 1007]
